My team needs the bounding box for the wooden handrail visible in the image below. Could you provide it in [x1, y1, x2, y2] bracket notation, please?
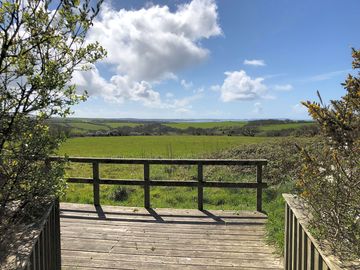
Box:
[50, 157, 268, 211]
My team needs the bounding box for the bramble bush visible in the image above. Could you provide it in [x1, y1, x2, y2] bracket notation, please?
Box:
[298, 49, 360, 259]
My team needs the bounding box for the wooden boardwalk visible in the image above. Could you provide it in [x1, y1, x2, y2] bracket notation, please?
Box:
[60, 203, 283, 270]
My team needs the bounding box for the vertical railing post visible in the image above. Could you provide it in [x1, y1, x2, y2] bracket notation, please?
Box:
[54, 199, 61, 270]
[144, 162, 150, 208]
[92, 162, 100, 206]
[256, 164, 263, 212]
[197, 163, 203, 211]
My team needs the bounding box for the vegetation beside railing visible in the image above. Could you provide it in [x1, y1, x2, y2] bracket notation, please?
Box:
[284, 194, 360, 270]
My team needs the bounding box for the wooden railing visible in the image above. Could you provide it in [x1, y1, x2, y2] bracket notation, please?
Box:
[50, 157, 268, 211]
[283, 194, 345, 270]
[23, 199, 61, 270]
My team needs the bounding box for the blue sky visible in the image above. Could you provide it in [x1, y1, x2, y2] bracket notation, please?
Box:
[72, 0, 360, 119]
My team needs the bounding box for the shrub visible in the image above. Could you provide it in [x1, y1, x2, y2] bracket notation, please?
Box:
[110, 187, 134, 202]
[298, 49, 360, 259]
[210, 137, 316, 185]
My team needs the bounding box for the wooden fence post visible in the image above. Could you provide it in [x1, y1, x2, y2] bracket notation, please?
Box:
[197, 163, 203, 211]
[55, 199, 61, 270]
[256, 164, 262, 212]
[144, 163, 150, 208]
[92, 162, 100, 206]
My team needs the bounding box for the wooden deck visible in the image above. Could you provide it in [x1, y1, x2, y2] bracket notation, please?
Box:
[60, 203, 283, 270]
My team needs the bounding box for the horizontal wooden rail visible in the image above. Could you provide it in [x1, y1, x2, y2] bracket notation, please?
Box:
[50, 156, 268, 165]
[50, 157, 268, 211]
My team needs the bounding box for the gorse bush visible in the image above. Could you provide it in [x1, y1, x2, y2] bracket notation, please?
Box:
[298, 49, 360, 259]
[211, 137, 317, 185]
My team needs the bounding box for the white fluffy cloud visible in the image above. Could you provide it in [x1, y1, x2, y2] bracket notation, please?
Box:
[76, 0, 220, 110]
[243, 59, 266, 67]
[73, 66, 161, 106]
[86, 0, 221, 82]
[217, 70, 268, 102]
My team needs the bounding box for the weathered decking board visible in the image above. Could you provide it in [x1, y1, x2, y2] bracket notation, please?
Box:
[60, 203, 283, 269]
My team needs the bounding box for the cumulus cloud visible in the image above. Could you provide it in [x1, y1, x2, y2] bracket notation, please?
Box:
[274, 84, 293, 91]
[73, 67, 161, 106]
[243, 59, 266, 67]
[217, 70, 268, 102]
[86, 0, 221, 82]
[76, 0, 220, 110]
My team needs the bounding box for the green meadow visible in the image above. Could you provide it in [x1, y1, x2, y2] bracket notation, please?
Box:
[163, 121, 247, 129]
[258, 122, 314, 131]
[59, 135, 269, 157]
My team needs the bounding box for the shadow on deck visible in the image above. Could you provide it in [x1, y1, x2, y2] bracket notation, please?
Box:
[60, 203, 283, 270]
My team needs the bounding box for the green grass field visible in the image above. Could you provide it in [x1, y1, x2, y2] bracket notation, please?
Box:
[59, 135, 269, 158]
[163, 121, 247, 129]
[259, 122, 314, 131]
[104, 122, 142, 128]
[68, 122, 109, 131]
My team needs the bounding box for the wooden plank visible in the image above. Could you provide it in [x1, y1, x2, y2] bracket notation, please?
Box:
[60, 222, 266, 235]
[50, 156, 268, 166]
[60, 202, 267, 217]
[66, 177, 267, 188]
[61, 256, 282, 270]
[61, 252, 283, 268]
[61, 243, 280, 259]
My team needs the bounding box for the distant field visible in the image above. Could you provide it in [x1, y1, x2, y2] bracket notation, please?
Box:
[164, 121, 247, 129]
[259, 122, 314, 131]
[51, 118, 314, 136]
[105, 122, 142, 128]
[68, 122, 109, 131]
[59, 135, 270, 158]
